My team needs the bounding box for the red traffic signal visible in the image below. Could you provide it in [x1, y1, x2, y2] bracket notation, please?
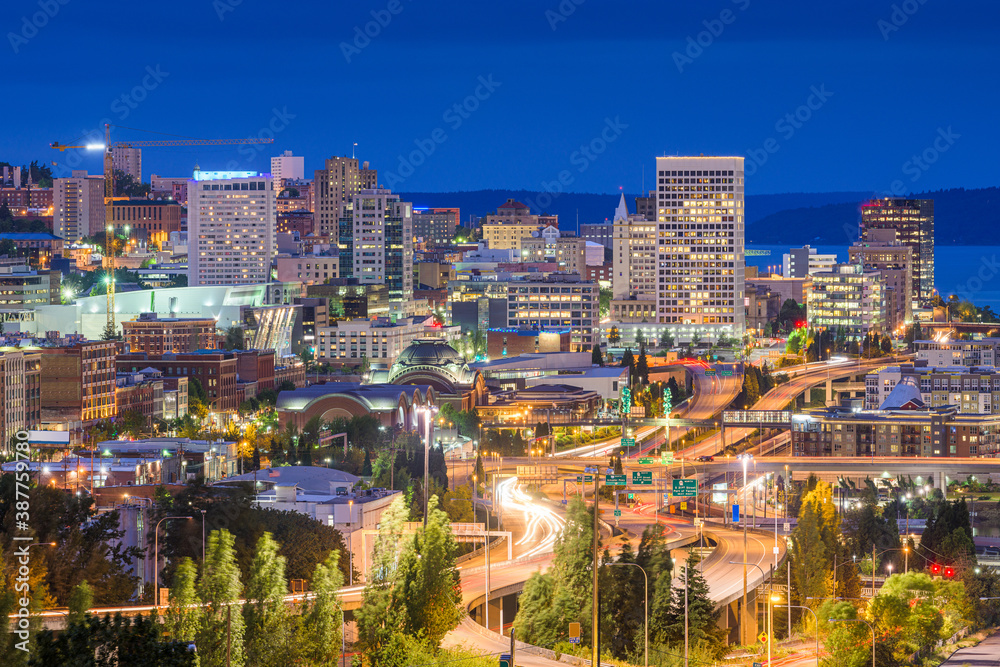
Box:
[930, 563, 942, 575]
[944, 567, 955, 578]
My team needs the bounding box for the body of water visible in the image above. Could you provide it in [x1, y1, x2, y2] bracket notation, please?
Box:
[744, 245, 1000, 311]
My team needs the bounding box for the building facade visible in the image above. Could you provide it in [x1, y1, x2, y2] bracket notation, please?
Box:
[866, 363, 1000, 413]
[654, 156, 745, 339]
[111, 146, 142, 181]
[54, 170, 105, 244]
[275, 255, 339, 285]
[122, 313, 219, 354]
[188, 172, 276, 286]
[270, 151, 304, 191]
[413, 208, 459, 246]
[0, 350, 40, 453]
[848, 229, 913, 333]
[481, 199, 555, 252]
[117, 351, 240, 412]
[860, 198, 934, 305]
[782, 245, 838, 278]
[111, 200, 183, 248]
[915, 339, 1000, 367]
[41, 341, 117, 424]
[0, 266, 59, 307]
[808, 264, 885, 337]
[505, 273, 598, 352]
[349, 189, 413, 303]
[581, 222, 613, 250]
[314, 315, 460, 364]
[315, 157, 377, 238]
[611, 194, 657, 300]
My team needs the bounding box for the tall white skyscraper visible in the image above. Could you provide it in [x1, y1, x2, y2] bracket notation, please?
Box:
[188, 171, 276, 286]
[53, 170, 105, 244]
[654, 156, 745, 338]
[270, 150, 305, 191]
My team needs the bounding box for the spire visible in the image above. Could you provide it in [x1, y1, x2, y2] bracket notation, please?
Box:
[613, 193, 629, 222]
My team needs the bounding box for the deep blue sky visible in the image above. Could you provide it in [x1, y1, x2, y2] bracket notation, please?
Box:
[3, 0, 997, 195]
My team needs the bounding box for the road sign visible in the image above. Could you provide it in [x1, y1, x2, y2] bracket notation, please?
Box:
[627, 492, 634, 500]
[637, 457, 653, 464]
[561, 499, 567, 504]
[754, 663, 763, 667]
[614, 509, 622, 517]
[680, 502, 687, 510]
[576, 475, 594, 483]
[500, 654, 513, 667]
[705, 369, 716, 376]
[632, 471, 653, 485]
[673, 479, 697, 496]
[758, 632, 768, 644]
[606, 474, 627, 486]
[621, 437, 636, 448]
[663, 493, 670, 500]
[732, 504, 740, 522]
[720, 369, 733, 377]
[569, 622, 581, 644]
[784, 522, 790, 532]
[660, 451, 674, 465]
[693, 518, 703, 526]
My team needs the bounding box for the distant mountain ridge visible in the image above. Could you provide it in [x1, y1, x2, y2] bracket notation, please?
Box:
[400, 187, 999, 245]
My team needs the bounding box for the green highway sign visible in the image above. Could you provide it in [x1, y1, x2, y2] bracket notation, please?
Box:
[660, 451, 675, 464]
[605, 474, 627, 486]
[613, 509, 622, 517]
[637, 457, 653, 464]
[632, 471, 653, 485]
[705, 369, 716, 376]
[720, 369, 733, 377]
[621, 437, 636, 447]
[576, 475, 594, 483]
[673, 479, 697, 496]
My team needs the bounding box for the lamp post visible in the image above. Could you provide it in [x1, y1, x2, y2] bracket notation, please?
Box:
[741, 454, 750, 645]
[731, 560, 769, 661]
[154, 516, 192, 606]
[828, 618, 874, 667]
[348, 499, 354, 586]
[772, 596, 818, 667]
[607, 562, 648, 667]
[200, 509, 206, 563]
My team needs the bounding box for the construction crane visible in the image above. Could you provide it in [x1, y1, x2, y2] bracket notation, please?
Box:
[52, 124, 273, 336]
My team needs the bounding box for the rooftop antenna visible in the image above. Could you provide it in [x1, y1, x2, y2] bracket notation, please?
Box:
[352, 142, 357, 159]
[642, 164, 644, 195]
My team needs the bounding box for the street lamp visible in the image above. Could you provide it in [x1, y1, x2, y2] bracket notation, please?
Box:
[154, 516, 192, 606]
[348, 499, 354, 586]
[731, 560, 769, 663]
[828, 618, 875, 667]
[606, 562, 648, 667]
[770, 594, 818, 667]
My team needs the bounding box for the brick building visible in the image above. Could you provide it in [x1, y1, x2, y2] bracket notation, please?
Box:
[117, 351, 239, 412]
[41, 341, 117, 424]
[122, 313, 219, 354]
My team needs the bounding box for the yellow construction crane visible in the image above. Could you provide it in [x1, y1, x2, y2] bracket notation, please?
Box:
[52, 124, 273, 336]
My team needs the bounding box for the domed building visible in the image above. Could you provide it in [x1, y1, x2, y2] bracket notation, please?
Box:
[368, 338, 486, 410]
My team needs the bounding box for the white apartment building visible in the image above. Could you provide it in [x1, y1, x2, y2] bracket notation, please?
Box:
[111, 146, 142, 181]
[915, 339, 1000, 367]
[270, 151, 305, 191]
[654, 156, 745, 340]
[54, 170, 105, 244]
[352, 189, 413, 304]
[188, 172, 276, 286]
[314, 315, 459, 363]
[782, 245, 838, 278]
[611, 193, 657, 299]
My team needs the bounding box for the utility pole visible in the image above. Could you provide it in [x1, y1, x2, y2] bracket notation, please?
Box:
[592, 472, 600, 667]
[684, 559, 689, 667]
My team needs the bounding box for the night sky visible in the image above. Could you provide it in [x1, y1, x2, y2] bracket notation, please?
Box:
[3, 0, 997, 195]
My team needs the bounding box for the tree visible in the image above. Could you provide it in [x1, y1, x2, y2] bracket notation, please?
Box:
[120, 410, 147, 438]
[636, 342, 649, 385]
[197, 529, 246, 667]
[791, 487, 830, 604]
[113, 169, 152, 198]
[778, 299, 806, 331]
[591, 343, 604, 367]
[621, 348, 636, 384]
[243, 533, 291, 667]
[165, 558, 201, 643]
[355, 495, 410, 662]
[298, 551, 344, 665]
[608, 326, 621, 346]
[599, 286, 612, 318]
[30, 613, 196, 666]
[652, 552, 721, 647]
[223, 325, 245, 351]
[67, 580, 93, 627]
[100, 320, 120, 341]
[658, 329, 675, 349]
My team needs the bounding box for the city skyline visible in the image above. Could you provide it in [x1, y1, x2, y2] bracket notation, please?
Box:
[4, 0, 997, 196]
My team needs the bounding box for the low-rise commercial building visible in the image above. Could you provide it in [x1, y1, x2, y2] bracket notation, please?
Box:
[807, 264, 885, 338]
[122, 313, 219, 354]
[314, 315, 460, 365]
[115, 371, 165, 427]
[487, 328, 571, 358]
[117, 351, 239, 412]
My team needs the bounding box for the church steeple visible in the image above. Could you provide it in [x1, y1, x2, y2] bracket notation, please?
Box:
[613, 192, 629, 222]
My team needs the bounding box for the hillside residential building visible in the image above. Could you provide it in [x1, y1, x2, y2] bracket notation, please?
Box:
[188, 172, 276, 286]
[654, 156, 745, 339]
[860, 198, 934, 305]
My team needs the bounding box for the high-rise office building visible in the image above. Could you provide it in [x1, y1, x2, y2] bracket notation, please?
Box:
[849, 229, 913, 333]
[270, 150, 305, 191]
[111, 146, 142, 181]
[349, 189, 413, 303]
[188, 171, 276, 286]
[54, 170, 105, 243]
[860, 197, 934, 305]
[314, 157, 377, 237]
[654, 156, 745, 338]
[412, 207, 459, 246]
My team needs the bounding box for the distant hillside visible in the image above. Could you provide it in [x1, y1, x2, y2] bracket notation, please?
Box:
[747, 187, 1000, 246]
[398, 189, 876, 231]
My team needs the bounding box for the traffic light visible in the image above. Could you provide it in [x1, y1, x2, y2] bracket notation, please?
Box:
[930, 563, 942, 576]
[944, 566, 955, 578]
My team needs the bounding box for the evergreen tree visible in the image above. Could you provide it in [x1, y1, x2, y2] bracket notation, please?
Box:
[165, 558, 201, 643]
[791, 497, 829, 604]
[243, 533, 291, 667]
[591, 343, 604, 367]
[197, 529, 246, 667]
[67, 580, 93, 627]
[621, 348, 636, 384]
[298, 551, 344, 665]
[602, 543, 643, 657]
[636, 342, 649, 385]
[652, 553, 720, 646]
[362, 448, 373, 477]
[355, 495, 410, 662]
[658, 329, 674, 349]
